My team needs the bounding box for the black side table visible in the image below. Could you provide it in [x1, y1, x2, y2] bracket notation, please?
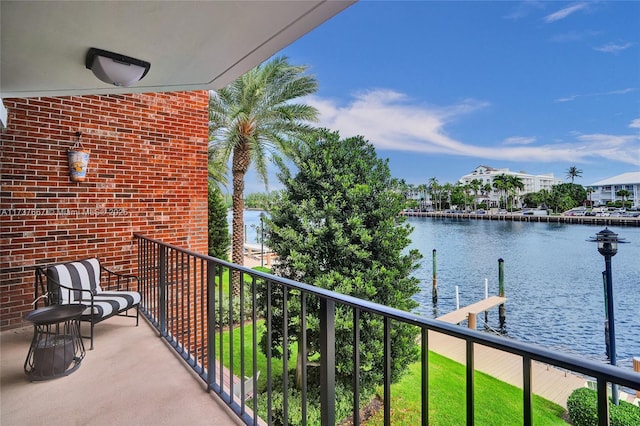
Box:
[23, 304, 86, 381]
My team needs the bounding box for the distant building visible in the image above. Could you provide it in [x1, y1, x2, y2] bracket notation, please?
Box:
[458, 165, 563, 208]
[586, 172, 640, 208]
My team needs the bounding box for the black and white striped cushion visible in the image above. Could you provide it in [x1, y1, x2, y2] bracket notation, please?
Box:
[46, 258, 102, 303]
[79, 292, 141, 318]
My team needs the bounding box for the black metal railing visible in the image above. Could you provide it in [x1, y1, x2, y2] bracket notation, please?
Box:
[134, 234, 640, 426]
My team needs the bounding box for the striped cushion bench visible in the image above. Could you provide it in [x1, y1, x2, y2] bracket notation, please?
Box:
[35, 258, 140, 349]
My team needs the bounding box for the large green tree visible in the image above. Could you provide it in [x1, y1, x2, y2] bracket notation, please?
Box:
[547, 183, 586, 212]
[208, 56, 318, 293]
[262, 129, 422, 394]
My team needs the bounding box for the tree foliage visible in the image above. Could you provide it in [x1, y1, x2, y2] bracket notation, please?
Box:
[208, 182, 230, 260]
[208, 56, 318, 293]
[261, 129, 422, 393]
[566, 166, 583, 184]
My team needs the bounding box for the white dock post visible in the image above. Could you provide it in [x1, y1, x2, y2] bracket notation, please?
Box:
[455, 286, 460, 310]
[484, 278, 488, 299]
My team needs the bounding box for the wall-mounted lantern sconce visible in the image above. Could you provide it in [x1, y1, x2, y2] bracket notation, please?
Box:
[85, 48, 150, 87]
[68, 132, 90, 182]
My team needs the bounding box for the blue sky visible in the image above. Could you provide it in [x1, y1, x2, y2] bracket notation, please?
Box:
[244, 1, 639, 194]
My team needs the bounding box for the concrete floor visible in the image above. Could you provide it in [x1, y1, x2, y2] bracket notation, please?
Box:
[1, 315, 244, 426]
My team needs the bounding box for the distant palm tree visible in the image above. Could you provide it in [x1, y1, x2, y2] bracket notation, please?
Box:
[428, 177, 440, 210]
[469, 178, 482, 211]
[566, 166, 583, 183]
[586, 187, 595, 207]
[492, 174, 508, 209]
[506, 175, 525, 211]
[209, 56, 318, 294]
[442, 182, 453, 209]
[417, 183, 428, 209]
[616, 189, 631, 207]
[481, 183, 493, 207]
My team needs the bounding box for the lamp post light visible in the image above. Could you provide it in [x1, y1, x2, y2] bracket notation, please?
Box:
[589, 227, 627, 406]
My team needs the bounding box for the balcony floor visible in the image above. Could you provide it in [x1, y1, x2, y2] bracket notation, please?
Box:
[1, 314, 242, 426]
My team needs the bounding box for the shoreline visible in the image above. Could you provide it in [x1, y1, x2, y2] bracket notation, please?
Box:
[401, 211, 640, 227]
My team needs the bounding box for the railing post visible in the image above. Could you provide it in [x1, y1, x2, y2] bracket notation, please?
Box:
[320, 298, 335, 426]
[597, 378, 610, 426]
[466, 340, 475, 426]
[523, 357, 532, 426]
[158, 243, 167, 337]
[206, 261, 216, 391]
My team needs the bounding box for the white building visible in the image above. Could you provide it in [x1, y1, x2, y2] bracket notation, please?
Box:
[458, 165, 563, 208]
[586, 172, 640, 208]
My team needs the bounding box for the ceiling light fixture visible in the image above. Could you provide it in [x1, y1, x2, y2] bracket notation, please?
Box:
[85, 48, 150, 87]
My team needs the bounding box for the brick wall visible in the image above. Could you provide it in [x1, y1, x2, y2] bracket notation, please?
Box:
[0, 91, 210, 328]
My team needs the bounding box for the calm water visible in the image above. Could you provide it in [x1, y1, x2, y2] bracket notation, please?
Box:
[407, 216, 640, 369]
[237, 210, 640, 369]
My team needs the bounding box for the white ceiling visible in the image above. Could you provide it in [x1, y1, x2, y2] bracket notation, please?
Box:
[0, 1, 354, 98]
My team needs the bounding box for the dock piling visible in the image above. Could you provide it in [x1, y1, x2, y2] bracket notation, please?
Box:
[432, 249, 438, 303]
[484, 278, 489, 326]
[468, 312, 477, 330]
[634, 357, 640, 397]
[498, 258, 506, 327]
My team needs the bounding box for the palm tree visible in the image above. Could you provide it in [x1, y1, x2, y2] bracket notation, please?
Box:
[442, 182, 453, 209]
[506, 175, 525, 211]
[428, 177, 439, 210]
[207, 144, 229, 189]
[565, 166, 583, 184]
[586, 187, 595, 207]
[481, 183, 493, 208]
[492, 174, 508, 209]
[209, 56, 318, 294]
[616, 189, 630, 208]
[469, 178, 482, 211]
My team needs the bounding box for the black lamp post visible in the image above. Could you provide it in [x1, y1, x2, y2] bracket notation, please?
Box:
[260, 213, 265, 268]
[589, 227, 625, 405]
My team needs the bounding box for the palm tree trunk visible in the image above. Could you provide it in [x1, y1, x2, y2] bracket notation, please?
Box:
[231, 144, 250, 296]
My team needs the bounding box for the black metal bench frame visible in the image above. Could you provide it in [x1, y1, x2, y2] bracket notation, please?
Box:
[34, 258, 140, 349]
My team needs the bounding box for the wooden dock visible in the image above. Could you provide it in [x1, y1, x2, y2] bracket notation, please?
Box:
[437, 295, 506, 325]
[243, 243, 277, 266]
[433, 296, 587, 408]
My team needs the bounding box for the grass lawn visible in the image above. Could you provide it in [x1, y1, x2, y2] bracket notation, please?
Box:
[215, 320, 296, 393]
[364, 351, 566, 425]
[217, 324, 566, 425]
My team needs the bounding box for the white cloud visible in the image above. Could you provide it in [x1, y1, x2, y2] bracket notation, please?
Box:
[307, 89, 640, 166]
[550, 30, 601, 43]
[544, 3, 588, 23]
[594, 42, 633, 53]
[630, 118, 640, 129]
[554, 88, 637, 103]
[503, 0, 545, 20]
[503, 136, 537, 145]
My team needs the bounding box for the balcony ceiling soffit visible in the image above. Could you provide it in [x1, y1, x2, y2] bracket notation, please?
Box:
[0, 1, 354, 98]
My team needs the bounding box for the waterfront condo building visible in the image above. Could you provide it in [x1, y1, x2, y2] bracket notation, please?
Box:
[586, 171, 640, 209]
[458, 165, 563, 208]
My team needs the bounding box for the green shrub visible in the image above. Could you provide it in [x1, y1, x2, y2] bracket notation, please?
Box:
[567, 388, 640, 426]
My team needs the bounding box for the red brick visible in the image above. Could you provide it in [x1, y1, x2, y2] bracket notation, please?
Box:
[0, 92, 209, 328]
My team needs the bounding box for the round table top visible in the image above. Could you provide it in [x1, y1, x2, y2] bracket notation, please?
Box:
[24, 304, 86, 325]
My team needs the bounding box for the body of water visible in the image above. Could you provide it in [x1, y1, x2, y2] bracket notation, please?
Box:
[235, 210, 639, 369]
[408, 216, 639, 369]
